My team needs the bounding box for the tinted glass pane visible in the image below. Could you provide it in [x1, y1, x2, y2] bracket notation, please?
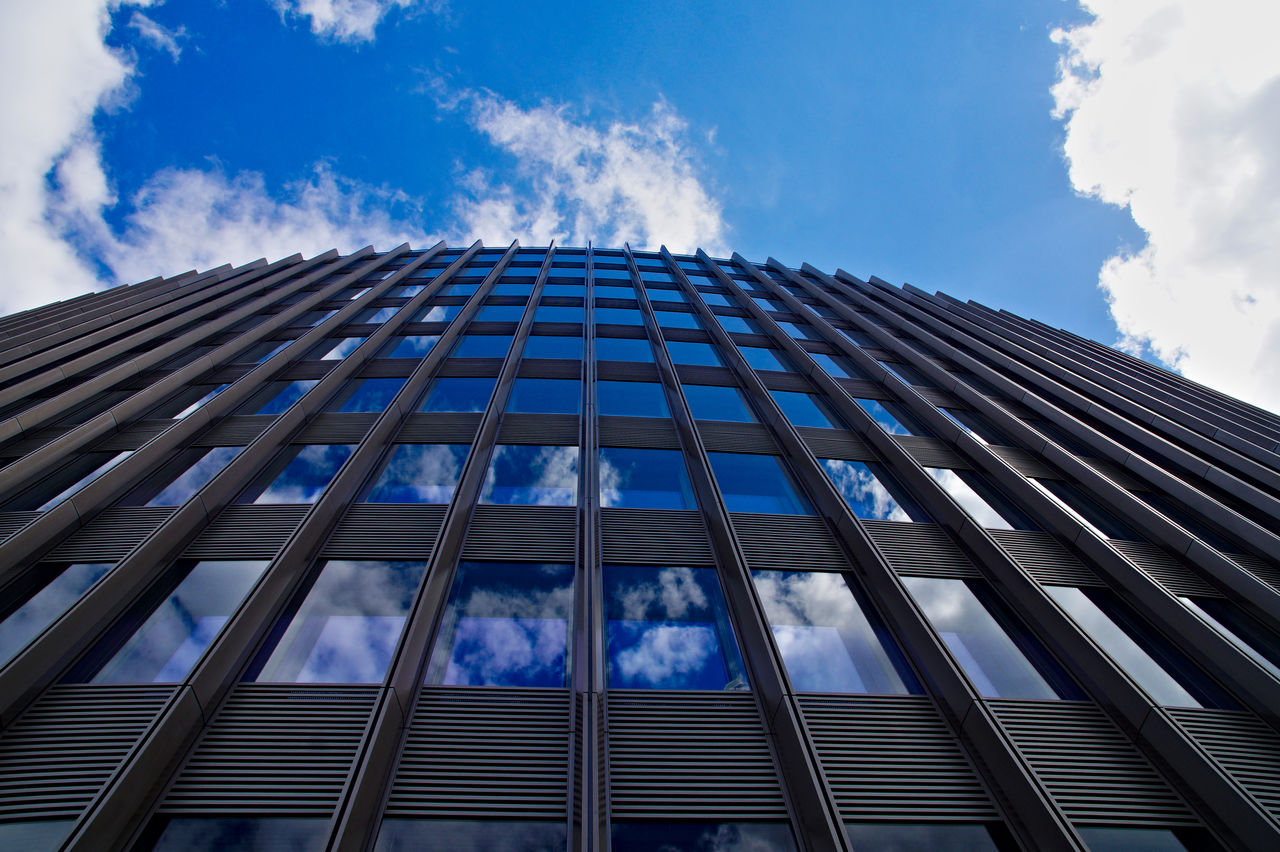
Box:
[880, 360, 935, 387]
[753, 570, 920, 694]
[942, 408, 1009, 446]
[0, 820, 74, 852]
[599, 447, 697, 509]
[506, 378, 581, 414]
[0, 563, 114, 667]
[740, 347, 791, 371]
[770, 390, 841, 428]
[1030, 479, 1141, 540]
[438, 283, 478, 297]
[927, 468, 1036, 530]
[612, 822, 796, 852]
[522, 335, 581, 359]
[821, 458, 929, 522]
[452, 335, 512, 358]
[535, 305, 584, 323]
[699, 292, 733, 307]
[144, 446, 243, 507]
[11, 451, 133, 511]
[543, 284, 583, 296]
[598, 381, 669, 417]
[313, 337, 366, 360]
[492, 283, 532, 297]
[666, 341, 724, 366]
[480, 445, 578, 506]
[595, 307, 643, 325]
[329, 377, 406, 412]
[595, 336, 653, 362]
[419, 377, 495, 412]
[1076, 827, 1207, 852]
[84, 561, 268, 684]
[707, 452, 814, 515]
[252, 560, 427, 683]
[810, 352, 867, 380]
[414, 302, 464, 323]
[374, 820, 567, 852]
[844, 822, 1008, 851]
[855, 398, 929, 436]
[151, 383, 229, 418]
[904, 577, 1075, 700]
[426, 562, 573, 687]
[1181, 597, 1280, 679]
[653, 310, 700, 329]
[241, 444, 354, 504]
[249, 379, 318, 414]
[716, 315, 761, 335]
[476, 304, 525, 322]
[595, 285, 636, 300]
[603, 564, 748, 690]
[142, 817, 327, 851]
[362, 444, 468, 503]
[381, 335, 439, 359]
[683, 384, 755, 422]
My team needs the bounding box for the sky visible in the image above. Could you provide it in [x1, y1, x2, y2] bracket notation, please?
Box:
[1, 0, 1278, 412]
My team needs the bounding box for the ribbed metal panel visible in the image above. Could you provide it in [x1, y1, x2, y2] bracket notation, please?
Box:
[1229, 553, 1280, 595]
[988, 699, 1196, 825]
[1168, 708, 1280, 821]
[596, 362, 660, 382]
[597, 416, 680, 449]
[695, 421, 777, 454]
[384, 688, 569, 819]
[1109, 540, 1222, 598]
[1, 426, 73, 458]
[396, 413, 482, 443]
[914, 388, 962, 407]
[193, 415, 274, 447]
[516, 359, 580, 379]
[46, 507, 176, 561]
[1079, 458, 1149, 492]
[0, 511, 41, 544]
[834, 378, 883, 398]
[497, 414, 579, 445]
[607, 691, 787, 818]
[461, 506, 577, 561]
[759, 373, 813, 392]
[987, 445, 1060, 479]
[0, 685, 172, 821]
[798, 694, 997, 820]
[160, 684, 377, 815]
[730, 513, 849, 571]
[320, 505, 446, 559]
[93, 419, 174, 451]
[861, 520, 980, 578]
[600, 508, 714, 565]
[295, 413, 378, 443]
[797, 427, 873, 461]
[182, 505, 311, 559]
[896, 435, 970, 469]
[673, 364, 735, 386]
[987, 529, 1103, 586]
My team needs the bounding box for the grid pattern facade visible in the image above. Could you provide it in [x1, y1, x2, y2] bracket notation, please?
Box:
[0, 241, 1277, 851]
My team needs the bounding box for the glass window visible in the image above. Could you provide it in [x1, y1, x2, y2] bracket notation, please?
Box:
[707, 452, 814, 515]
[149, 383, 229, 419]
[543, 284, 583, 297]
[250, 560, 427, 683]
[312, 336, 366, 360]
[437, 283, 478, 298]
[137, 446, 243, 507]
[603, 564, 748, 691]
[612, 822, 796, 852]
[1075, 826, 1216, 852]
[522, 335, 581, 359]
[903, 577, 1079, 700]
[776, 321, 823, 341]
[855, 397, 931, 436]
[595, 284, 636, 300]
[926, 468, 1037, 530]
[451, 335, 512, 359]
[414, 302, 464, 323]
[820, 458, 930, 522]
[419, 376, 495, 413]
[327, 377, 406, 413]
[880, 360, 935, 387]
[1134, 491, 1240, 553]
[0, 820, 76, 852]
[1030, 479, 1142, 540]
[492, 282, 533, 297]
[387, 283, 425, 298]
[534, 304, 584, 323]
[752, 296, 788, 313]
[942, 408, 1010, 446]
[246, 379, 318, 415]
[838, 327, 879, 348]
[811, 352, 868, 380]
[374, 820, 567, 852]
[7, 451, 133, 511]
[380, 335, 439, 359]
[683, 384, 755, 422]
[1046, 586, 1234, 708]
[715, 314, 762, 335]
[425, 562, 574, 687]
[480, 445, 579, 506]
[752, 570, 920, 694]
[844, 823, 1013, 851]
[598, 381, 669, 417]
[238, 444, 354, 504]
[769, 390, 842, 429]
[234, 339, 291, 364]
[699, 292, 734, 307]
[1180, 597, 1280, 679]
[475, 304, 526, 322]
[506, 377, 581, 414]
[666, 341, 724, 366]
[71, 560, 267, 684]
[599, 447, 696, 509]
[596, 336, 653, 362]
[595, 306, 643, 325]
[740, 347, 792, 371]
[362, 444, 468, 503]
[138, 818, 329, 852]
[653, 310, 701, 330]
[356, 306, 400, 324]
[0, 562, 114, 667]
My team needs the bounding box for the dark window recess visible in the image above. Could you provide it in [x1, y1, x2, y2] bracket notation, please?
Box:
[419, 377, 496, 413]
[1032, 478, 1143, 540]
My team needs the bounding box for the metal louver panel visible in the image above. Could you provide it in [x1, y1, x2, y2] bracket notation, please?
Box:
[295, 413, 378, 443]
[1, 426, 73, 457]
[1229, 553, 1280, 594]
[1079, 458, 1150, 491]
[607, 691, 787, 819]
[385, 688, 569, 819]
[0, 685, 172, 822]
[861, 520, 980, 578]
[598, 416, 680, 449]
[517, 360, 580, 379]
[182, 505, 310, 559]
[46, 507, 176, 561]
[987, 529, 1103, 586]
[0, 511, 41, 544]
[798, 694, 997, 820]
[396, 413, 482, 443]
[673, 365, 735, 386]
[596, 362, 660, 382]
[1168, 708, 1280, 821]
[987, 445, 1060, 479]
[438, 359, 504, 377]
[1109, 540, 1222, 598]
[797, 427, 872, 461]
[758, 373, 812, 392]
[834, 378, 884, 398]
[193, 416, 274, 447]
[988, 699, 1195, 825]
[895, 435, 970, 469]
[914, 387, 961, 407]
[93, 419, 174, 451]
[320, 504, 446, 559]
[730, 513, 849, 571]
[160, 684, 377, 815]
[600, 508, 714, 565]
[461, 506, 577, 561]
[695, 421, 777, 454]
[497, 414, 579, 445]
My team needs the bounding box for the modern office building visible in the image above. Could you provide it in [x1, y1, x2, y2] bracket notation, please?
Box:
[0, 241, 1278, 852]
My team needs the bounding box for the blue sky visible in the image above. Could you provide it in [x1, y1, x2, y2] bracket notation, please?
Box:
[2, 0, 1277, 411]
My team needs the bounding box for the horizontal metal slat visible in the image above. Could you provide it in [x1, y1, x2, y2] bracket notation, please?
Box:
[598, 416, 680, 449]
[696, 421, 777, 454]
[496, 414, 579, 445]
[395, 413, 482, 443]
[1108, 540, 1222, 598]
[192, 415, 275, 447]
[987, 445, 1060, 479]
[93, 419, 175, 451]
[600, 508, 714, 565]
[1168, 707, 1280, 820]
[895, 435, 970, 469]
[730, 513, 849, 571]
[295, 413, 378, 443]
[987, 529, 1103, 586]
[862, 520, 980, 578]
[797, 427, 873, 461]
[462, 506, 577, 561]
[46, 507, 176, 561]
[320, 504, 446, 559]
[0, 511, 41, 545]
[182, 505, 310, 559]
[1229, 553, 1280, 595]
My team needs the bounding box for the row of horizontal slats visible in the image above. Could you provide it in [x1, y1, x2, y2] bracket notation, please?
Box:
[988, 699, 1196, 824]
[497, 414, 579, 445]
[193, 415, 273, 446]
[730, 513, 849, 571]
[987, 445, 1060, 479]
[295, 413, 377, 443]
[395, 413, 482, 443]
[385, 688, 569, 819]
[1108, 540, 1222, 598]
[862, 520, 980, 578]
[461, 505, 577, 561]
[46, 507, 175, 561]
[93, 419, 174, 451]
[896, 435, 969, 469]
[696, 421, 777, 454]
[600, 508, 714, 564]
[798, 694, 996, 820]
[797, 427, 871, 461]
[1167, 707, 1280, 821]
[598, 416, 679, 449]
[0, 511, 41, 544]
[607, 691, 787, 819]
[182, 505, 310, 559]
[988, 529, 1103, 586]
[320, 505, 446, 559]
[1230, 553, 1280, 595]
[0, 685, 172, 822]
[160, 684, 377, 815]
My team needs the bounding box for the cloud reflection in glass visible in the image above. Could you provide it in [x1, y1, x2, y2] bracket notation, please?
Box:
[480, 445, 578, 506]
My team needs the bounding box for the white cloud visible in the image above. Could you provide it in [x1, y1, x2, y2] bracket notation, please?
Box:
[128, 10, 186, 60]
[441, 88, 728, 254]
[269, 0, 445, 43]
[1053, 0, 1280, 413]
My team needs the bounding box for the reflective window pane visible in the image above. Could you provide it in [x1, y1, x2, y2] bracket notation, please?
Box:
[904, 577, 1078, 699]
[362, 444, 468, 503]
[599, 447, 697, 509]
[452, 335, 512, 358]
[769, 390, 842, 428]
[653, 310, 701, 329]
[522, 335, 581, 359]
[666, 341, 724, 366]
[151, 383, 230, 419]
[603, 564, 749, 691]
[595, 307, 644, 325]
[328, 377, 406, 412]
[1181, 596, 1280, 679]
[375, 820, 567, 852]
[480, 445, 579, 506]
[595, 336, 654, 362]
[381, 335, 439, 359]
[811, 352, 868, 380]
[942, 408, 1010, 446]
[707, 452, 814, 515]
[821, 458, 930, 522]
[598, 381, 669, 417]
[927, 468, 1037, 530]
[1075, 827, 1211, 852]
[740, 347, 791, 371]
[251, 560, 427, 683]
[426, 562, 574, 687]
[0, 563, 114, 667]
[247, 379, 318, 415]
[1030, 478, 1141, 540]
[143, 446, 243, 507]
[140, 817, 328, 851]
[476, 304, 526, 322]
[611, 822, 796, 852]
[7, 451, 133, 511]
[506, 378, 581, 414]
[716, 315, 762, 335]
[855, 397, 930, 436]
[844, 822, 1012, 851]
[683, 384, 755, 422]
[239, 444, 354, 504]
[752, 570, 920, 694]
[535, 304, 584, 323]
[312, 336, 366, 360]
[0, 820, 75, 852]
[419, 376, 495, 413]
[81, 561, 268, 684]
[414, 302, 464, 323]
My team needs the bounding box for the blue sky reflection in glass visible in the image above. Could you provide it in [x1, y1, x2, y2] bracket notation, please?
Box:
[480, 445, 578, 506]
[419, 376, 495, 412]
[820, 459, 928, 522]
[363, 444, 468, 503]
[599, 447, 696, 509]
[247, 444, 355, 504]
